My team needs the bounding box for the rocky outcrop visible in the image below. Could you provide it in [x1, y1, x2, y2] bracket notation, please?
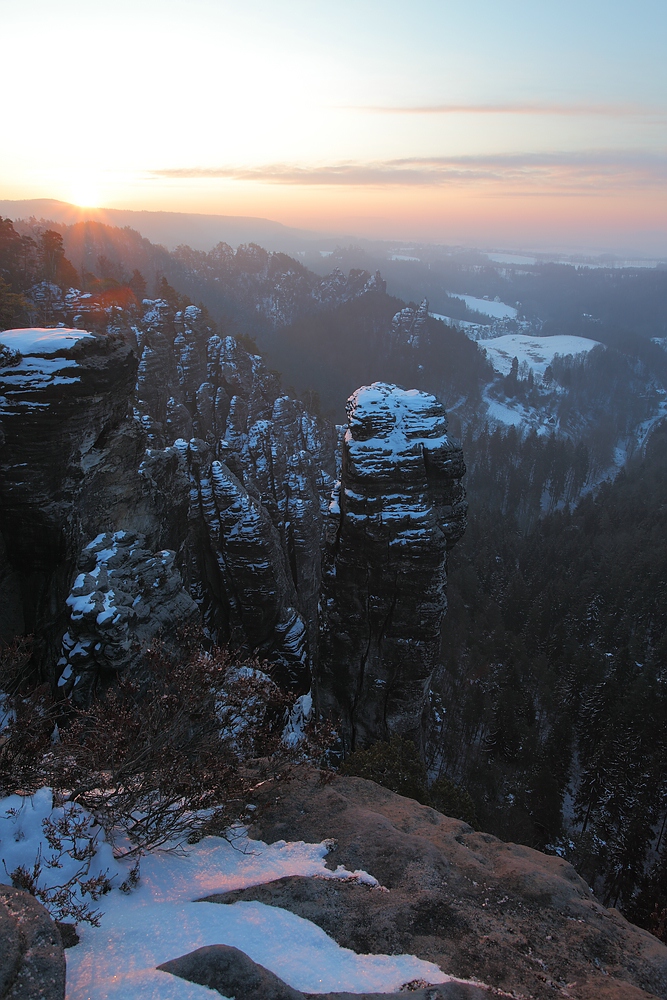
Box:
[0, 326, 197, 690]
[317, 383, 467, 751]
[2, 309, 463, 709]
[133, 303, 335, 681]
[0, 328, 139, 668]
[0, 305, 336, 691]
[57, 530, 198, 702]
[188, 450, 309, 687]
[389, 299, 431, 353]
[0, 884, 65, 1000]
[172, 240, 388, 334]
[236, 766, 667, 1000]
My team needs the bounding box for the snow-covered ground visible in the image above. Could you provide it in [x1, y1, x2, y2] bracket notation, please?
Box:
[449, 295, 518, 320]
[484, 252, 666, 269]
[430, 312, 481, 330]
[0, 328, 94, 354]
[485, 252, 539, 266]
[0, 789, 467, 1000]
[481, 334, 601, 377]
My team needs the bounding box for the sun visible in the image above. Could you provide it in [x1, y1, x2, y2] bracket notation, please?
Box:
[69, 179, 102, 208]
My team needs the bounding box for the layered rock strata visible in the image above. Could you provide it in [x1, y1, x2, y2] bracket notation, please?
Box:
[133, 303, 335, 682]
[317, 382, 466, 751]
[187, 448, 309, 687]
[0, 329, 139, 668]
[389, 298, 431, 353]
[58, 530, 198, 703]
[0, 306, 336, 693]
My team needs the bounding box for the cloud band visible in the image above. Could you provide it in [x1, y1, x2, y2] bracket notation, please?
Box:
[152, 151, 667, 192]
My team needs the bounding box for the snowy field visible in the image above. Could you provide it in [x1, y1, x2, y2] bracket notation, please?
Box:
[449, 294, 518, 320]
[482, 334, 601, 377]
[0, 789, 465, 1000]
[485, 251, 666, 269]
[430, 313, 481, 330]
[485, 252, 539, 266]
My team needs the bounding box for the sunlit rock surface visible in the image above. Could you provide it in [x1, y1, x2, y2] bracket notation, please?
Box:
[317, 382, 467, 751]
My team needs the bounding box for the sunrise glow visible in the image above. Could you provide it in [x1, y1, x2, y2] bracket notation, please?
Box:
[69, 179, 102, 209]
[1, 0, 665, 253]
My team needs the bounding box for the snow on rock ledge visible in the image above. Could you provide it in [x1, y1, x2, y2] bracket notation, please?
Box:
[58, 530, 198, 701]
[317, 382, 467, 752]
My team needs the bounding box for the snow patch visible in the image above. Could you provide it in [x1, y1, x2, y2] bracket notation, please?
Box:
[0, 790, 456, 1000]
[0, 328, 95, 355]
[482, 334, 601, 377]
[450, 294, 517, 320]
[282, 691, 313, 747]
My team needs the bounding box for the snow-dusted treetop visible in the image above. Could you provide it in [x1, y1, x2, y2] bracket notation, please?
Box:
[0, 328, 95, 356]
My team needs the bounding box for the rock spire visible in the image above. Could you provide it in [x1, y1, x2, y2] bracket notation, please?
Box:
[316, 382, 466, 752]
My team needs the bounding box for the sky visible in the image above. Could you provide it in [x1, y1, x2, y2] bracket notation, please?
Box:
[1, 0, 666, 253]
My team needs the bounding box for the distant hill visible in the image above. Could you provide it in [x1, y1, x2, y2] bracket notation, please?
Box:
[0, 199, 331, 253]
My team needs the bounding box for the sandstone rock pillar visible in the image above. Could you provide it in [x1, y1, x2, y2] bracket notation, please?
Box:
[316, 382, 466, 753]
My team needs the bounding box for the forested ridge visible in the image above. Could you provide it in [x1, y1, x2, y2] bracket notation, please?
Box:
[435, 423, 667, 934]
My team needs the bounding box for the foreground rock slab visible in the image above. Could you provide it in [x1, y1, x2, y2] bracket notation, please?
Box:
[221, 767, 667, 1000]
[158, 943, 492, 999]
[0, 885, 65, 1000]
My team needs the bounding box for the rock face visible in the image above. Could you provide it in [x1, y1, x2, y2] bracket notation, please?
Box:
[389, 299, 431, 353]
[237, 767, 667, 1000]
[133, 303, 336, 688]
[0, 309, 336, 693]
[0, 329, 141, 670]
[317, 382, 467, 751]
[58, 530, 199, 702]
[0, 884, 65, 1000]
[1, 314, 462, 713]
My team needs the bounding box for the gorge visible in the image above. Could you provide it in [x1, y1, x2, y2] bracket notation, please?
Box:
[0, 297, 465, 742]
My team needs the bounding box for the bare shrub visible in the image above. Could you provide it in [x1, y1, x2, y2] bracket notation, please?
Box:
[0, 634, 337, 924]
[1, 639, 293, 856]
[4, 802, 113, 925]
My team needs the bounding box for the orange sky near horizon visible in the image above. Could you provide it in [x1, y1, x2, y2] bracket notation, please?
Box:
[2, 0, 666, 254]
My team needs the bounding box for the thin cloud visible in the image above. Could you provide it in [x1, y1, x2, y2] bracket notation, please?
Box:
[345, 102, 664, 118]
[152, 151, 667, 192]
